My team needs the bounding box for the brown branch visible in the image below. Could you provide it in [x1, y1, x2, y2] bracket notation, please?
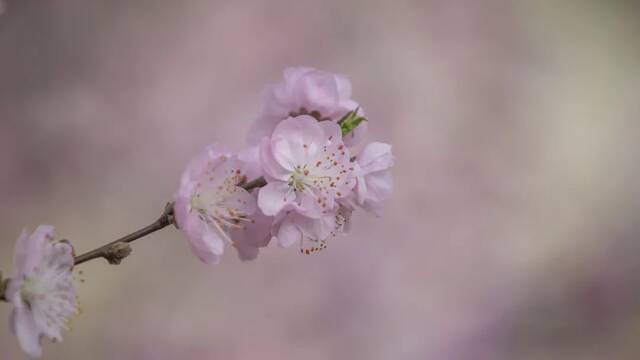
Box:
[73, 202, 175, 266]
[241, 176, 266, 192]
[0, 272, 7, 302]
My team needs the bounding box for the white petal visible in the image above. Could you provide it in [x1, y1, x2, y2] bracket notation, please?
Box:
[271, 116, 325, 167]
[14, 225, 54, 277]
[297, 213, 337, 241]
[365, 170, 394, 202]
[259, 137, 289, 181]
[276, 215, 301, 248]
[318, 120, 342, 145]
[258, 182, 294, 216]
[294, 70, 340, 115]
[357, 142, 393, 174]
[12, 306, 42, 358]
[297, 190, 325, 219]
[12, 229, 30, 276]
[334, 73, 353, 99]
[187, 226, 225, 265]
[237, 145, 263, 180]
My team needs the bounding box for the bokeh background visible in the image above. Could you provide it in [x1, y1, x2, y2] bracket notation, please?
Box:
[1, 1, 639, 359]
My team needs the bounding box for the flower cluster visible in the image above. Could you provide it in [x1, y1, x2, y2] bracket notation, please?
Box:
[175, 66, 394, 261]
[2, 66, 393, 358]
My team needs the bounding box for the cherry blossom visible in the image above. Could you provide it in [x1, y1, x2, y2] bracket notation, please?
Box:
[354, 142, 394, 216]
[233, 146, 274, 260]
[174, 144, 258, 264]
[257, 115, 356, 219]
[272, 204, 352, 254]
[247, 66, 367, 147]
[6, 226, 77, 358]
[230, 208, 273, 261]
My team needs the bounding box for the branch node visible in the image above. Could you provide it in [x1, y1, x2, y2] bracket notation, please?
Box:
[0, 272, 9, 302]
[104, 242, 132, 265]
[164, 202, 176, 227]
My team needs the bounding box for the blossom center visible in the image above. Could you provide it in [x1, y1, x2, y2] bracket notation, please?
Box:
[19, 277, 46, 306]
[189, 189, 252, 234]
[288, 167, 307, 192]
[288, 165, 325, 192]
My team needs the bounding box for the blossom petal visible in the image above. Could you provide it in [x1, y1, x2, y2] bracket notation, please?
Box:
[276, 215, 301, 248]
[259, 137, 289, 181]
[237, 145, 263, 180]
[297, 213, 337, 241]
[271, 115, 325, 167]
[357, 142, 393, 174]
[335, 73, 353, 99]
[231, 208, 273, 261]
[234, 242, 260, 261]
[258, 182, 294, 216]
[182, 143, 231, 184]
[297, 190, 324, 219]
[188, 227, 225, 265]
[318, 120, 343, 145]
[14, 225, 54, 277]
[11, 306, 42, 358]
[246, 86, 288, 145]
[365, 170, 394, 202]
[12, 229, 30, 276]
[293, 70, 340, 115]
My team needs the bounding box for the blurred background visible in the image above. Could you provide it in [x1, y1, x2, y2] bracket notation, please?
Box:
[1, 0, 639, 359]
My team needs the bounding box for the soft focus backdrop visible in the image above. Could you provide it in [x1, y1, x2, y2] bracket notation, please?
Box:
[1, 1, 639, 359]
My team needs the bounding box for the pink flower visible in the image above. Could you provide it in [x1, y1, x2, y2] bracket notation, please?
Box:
[257, 115, 356, 219]
[272, 205, 352, 254]
[6, 226, 77, 358]
[231, 145, 274, 260]
[354, 142, 394, 216]
[230, 208, 273, 261]
[174, 144, 258, 264]
[247, 66, 367, 147]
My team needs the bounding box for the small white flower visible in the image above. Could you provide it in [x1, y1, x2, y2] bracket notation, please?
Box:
[6, 226, 77, 358]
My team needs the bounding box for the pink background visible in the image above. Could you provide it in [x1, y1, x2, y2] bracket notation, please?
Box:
[1, 1, 639, 359]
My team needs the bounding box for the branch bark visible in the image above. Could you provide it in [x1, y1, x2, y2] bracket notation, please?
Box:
[241, 176, 266, 192]
[73, 202, 175, 266]
[0, 272, 7, 302]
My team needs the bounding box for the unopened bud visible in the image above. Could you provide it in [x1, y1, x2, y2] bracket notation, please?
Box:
[104, 242, 132, 265]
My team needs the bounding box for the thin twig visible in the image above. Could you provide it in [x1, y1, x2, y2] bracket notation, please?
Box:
[241, 176, 266, 192]
[0, 273, 7, 302]
[73, 202, 175, 266]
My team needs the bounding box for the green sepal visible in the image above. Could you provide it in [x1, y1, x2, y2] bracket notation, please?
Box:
[338, 108, 366, 136]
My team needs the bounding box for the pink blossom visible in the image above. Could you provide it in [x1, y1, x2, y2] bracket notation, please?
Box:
[257, 115, 356, 219]
[231, 146, 275, 260]
[272, 205, 352, 254]
[247, 66, 367, 147]
[6, 226, 77, 358]
[354, 142, 394, 216]
[230, 208, 273, 261]
[174, 144, 258, 264]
